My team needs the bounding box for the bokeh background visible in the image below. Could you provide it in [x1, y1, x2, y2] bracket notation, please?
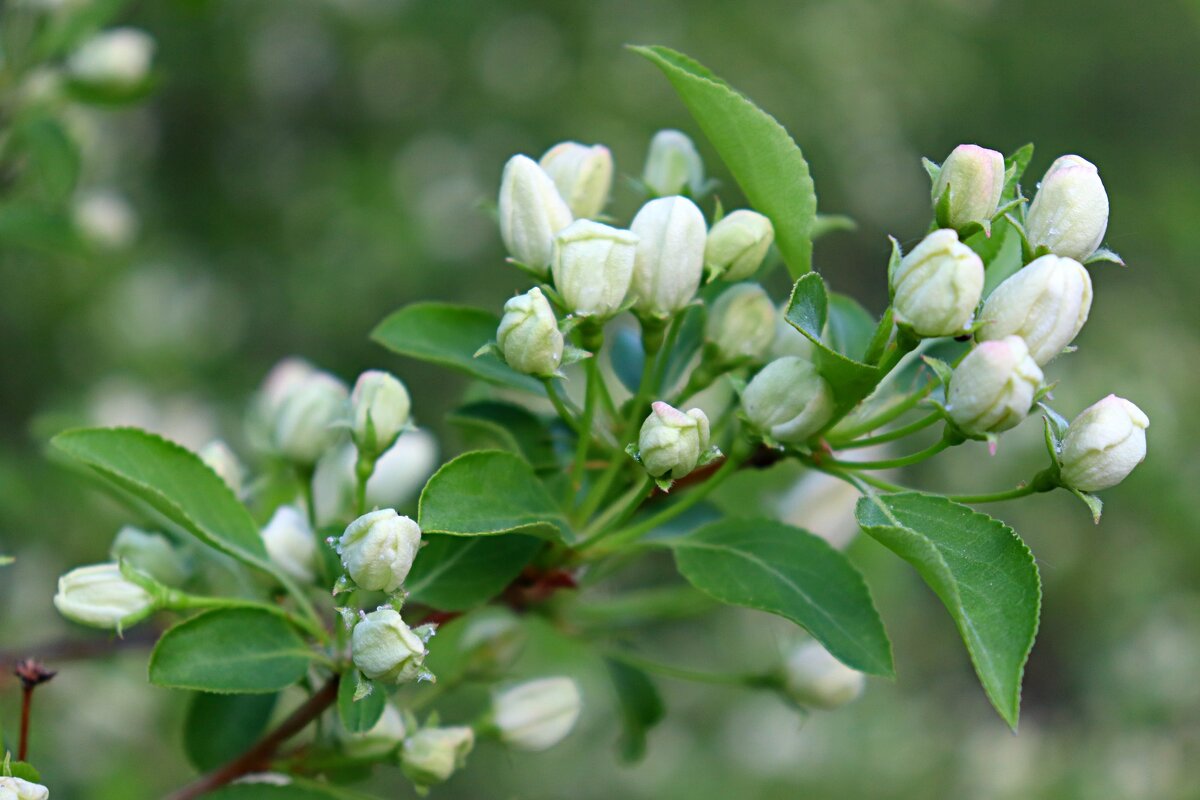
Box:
[1, 0, 1197, 796]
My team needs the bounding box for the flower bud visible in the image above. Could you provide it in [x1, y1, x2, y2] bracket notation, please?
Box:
[351, 608, 428, 683]
[642, 129, 704, 197]
[782, 641, 865, 709]
[53, 563, 157, 630]
[401, 726, 475, 788]
[977, 254, 1093, 365]
[457, 609, 527, 679]
[704, 210, 775, 282]
[337, 509, 421, 593]
[271, 371, 349, 465]
[493, 677, 582, 751]
[538, 141, 613, 219]
[0, 777, 49, 800]
[1025, 155, 1109, 260]
[342, 702, 407, 759]
[498, 154, 573, 275]
[891, 229, 984, 337]
[551, 220, 638, 318]
[947, 336, 1043, 435]
[629, 196, 707, 318]
[261, 505, 317, 583]
[496, 287, 564, 376]
[199, 439, 244, 496]
[351, 370, 411, 457]
[111, 525, 189, 587]
[706, 283, 777, 363]
[638, 402, 711, 480]
[259, 357, 318, 421]
[1060, 395, 1149, 492]
[931, 144, 1005, 229]
[742, 357, 835, 443]
[68, 28, 155, 88]
[74, 189, 137, 250]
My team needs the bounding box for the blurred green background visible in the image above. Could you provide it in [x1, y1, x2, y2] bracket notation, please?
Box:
[1, 0, 1197, 796]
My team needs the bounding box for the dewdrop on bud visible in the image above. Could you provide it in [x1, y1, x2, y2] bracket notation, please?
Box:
[931, 144, 1005, 229]
[401, 726, 475, 788]
[493, 677, 582, 751]
[947, 336, 1043, 435]
[271, 371, 349, 465]
[498, 155, 573, 275]
[629, 196, 707, 318]
[351, 370, 411, 457]
[338, 509, 421, 593]
[539, 142, 613, 219]
[782, 641, 865, 710]
[551, 220, 638, 319]
[706, 283, 777, 363]
[0, 777, 49, 800]
[1060, 395, 1149, 492]
[351, 608, 428, 684]
[705, 210, 775, 282]
[111, 526, 189, 587]
[343, 703, 407, 759]
[68, 28, 155, 89]
[496, 287, 564, 376]
[742, 357, 835, 443]
[200, 439, 244, 495]
[637, 402, 711, 480]
[261, 505, 317, 583]
[891, 229, 984, 337]
[643, 129, 704, 197]
[1025, 155, 1109, 260]
[53, 563, 157, 630]
[977, 254, 1093, 365]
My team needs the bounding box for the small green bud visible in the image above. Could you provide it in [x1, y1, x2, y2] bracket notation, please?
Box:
[704, 210, 774, 282]
[705, 283, 776, 363]
[351, 370, 411, 457]
[496, 287, 564, 376]
[742, 357, 835, 443]
[637, 402, 711, 480]
[642, 129, 704, 197]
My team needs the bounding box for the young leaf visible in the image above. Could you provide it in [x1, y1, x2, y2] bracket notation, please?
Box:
[404, 533, 543, 611]
[855, 493, 1041, 728]
[606, 659, 666, 763]
[826, 293, 878, 361]
[666, 518, 894, 677]
[1003, 143, 1034, 200]
[183, 692, 278, 771]
[632, 45, 817, 278]
[149, 608, 314, 693]
[337, 672, 385, 734]
[445, 402, 557, 471]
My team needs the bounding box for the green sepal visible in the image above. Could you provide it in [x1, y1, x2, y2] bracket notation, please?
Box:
[1085, 247, 1125, 266]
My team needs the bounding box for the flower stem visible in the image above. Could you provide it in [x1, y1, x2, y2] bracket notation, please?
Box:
[570, 356, 600, 497]
[603, 648, 758, 687]
[353, 450, 376, 517]
[827, 411, 943, 450]
[542, 378, 580, 432]
[948, 485, 1040, 504]
[581, 474, 654, 540]
[170, 592, 329, 643]
[820, 437, 951, 471]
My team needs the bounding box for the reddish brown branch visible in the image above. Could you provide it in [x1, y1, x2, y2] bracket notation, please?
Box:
[12, 659, 56, 761]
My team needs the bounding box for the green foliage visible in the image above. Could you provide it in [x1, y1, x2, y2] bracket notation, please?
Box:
[607, 659, 666, 763]
[418, 450, 567, 539]
[184, 692, 278, 771]
[445, 402, 557, 471]
[337, 672, 385, 734]
[404, 533, 543, 611]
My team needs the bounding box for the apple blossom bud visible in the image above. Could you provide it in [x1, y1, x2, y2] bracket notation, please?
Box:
[260, 357, 318, 421]
[638, 402, 711, 480]
[704, 210, 775, 282]
[891, 229, 984, 337]
[498, 154, 573, 275]
[351, 608, 428, 683]
[492, 677, 582, 751]
[0, 777, 49, 800]
[931, 144, 1005, 229]
[977, 254, 1093, 365]
[337, 509, 421, 593]
[947, 336, 1043, 435]
[742, 357, 835, 443]
[539, 141, 613, 219]
[643, 129, 704, 197]
[496, 287, 564, 376]
[53, 562, 157, 630]
[271, 371, 349, 465]
[457, 609, 527, 678]
[629, 196, 707, 318]
[342, 702, 407, 759]
[351, 370, 411, 457]
[68, 28, 155, 88]
[1060, 395, 1149, 492]
[782, 641, 865, 709]
[706, 283, 777, 363]
[551, 220, 638, 318]
[111, 526, 189, 587]
[261, 505, 317, 583]
[199, 439, 244, 496]
[1025, 155, 1109, 260]
[401, 726, 475, 788]
[73, 189, 137, 249]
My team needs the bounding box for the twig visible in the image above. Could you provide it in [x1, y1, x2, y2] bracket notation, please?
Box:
[12, 659, 56, 761]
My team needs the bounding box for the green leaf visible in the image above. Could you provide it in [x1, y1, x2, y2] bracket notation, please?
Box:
[445, 402, 557, 471]
[6, 762, 41, 782]
[855, 493, 1041, 728]
[0, 204, 85, 256]
[203, 783, 374, 800]
[633, 45, 817, 278]
[405, 533, 543, 611]
[418, 451, 567, 539]
[667, 518, 893, 676]
[1003, 143, 1034, 200]
[606, 659, 665, 763]
[14, 116, 81, 203]
[183, 692, 278, 771]
[371, 303, 543, 393]
[337, 672, 385, 734]
[149, 608, 314, 693]
[826, 293, 878, 362]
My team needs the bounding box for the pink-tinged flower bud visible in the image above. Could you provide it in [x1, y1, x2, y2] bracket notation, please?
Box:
[704, 209, 774, 282]
[496, 287, 564, 376]
[782, 640, 865, 710]
[891, 229, 984, 337]
[637, 402, 711, 480]
[642, 129, 704, 197]
[742, 357, 835, 443]
[351, 607, 428, 683]
[1060, 395, 1149, 492]
[551, 220, 638, 318]
[931, 144, 1005, 229]
[498, 155, 574, 275]
[539, 142, 613, 219]
[947, 336, 1043, 434]
[1025, 155, 1109, 260]
[629, 196, 707, 318]
[977, 254, 1093, 365]
[705, 282, 777, 363]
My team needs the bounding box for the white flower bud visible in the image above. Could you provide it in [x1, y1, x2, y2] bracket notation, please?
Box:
[457, 609, 526, 678]
[1025, 155, 1109, 260]
[642, 129, 704, 197]
[551, 220, 638, 318]
[493, 677, 582, 751]
[497, 288, 564, 376]
[261, 505, 317, 583]
[742, 357, 835, 443]
[401, 726, 475, 787]
[351, 608, 428, 683]
[638, 402, 711, 480]
[0, 777, 49, 800]
[629, 196, 707, 318]
[931, 144, 1005, 229]
[947, 336, 1043, 435]
[68, 28, 155, 88]
[538, 141, 613, 219]
[342, 702, 407, 759]
[704, 210, 775, 281]
[271, 372, 349, 465]
[73, 189, 137, 249]
[111, 525, 188, 587]
[782, 641, 865, 709]
[891, 229, 984, 337]
[199, 439, 245, 496]
[53, 563, 157, 630]
[337, 509, 421, 593]
[351, 370, 411, 457]
[1060, 395, 1149, 492]
[498, 154, 573, 275]
[977, 254, 1093, 365]
[706, 283, 777, 363]
[259, 357, 318, 421]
